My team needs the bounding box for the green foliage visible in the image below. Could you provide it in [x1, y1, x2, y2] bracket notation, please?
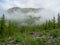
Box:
[13, 35, 25, 42]
[0, 14, 7, 38]
[53, 16, 56, 29]
[54, 37, 60, 45]
[36, 39, 48, 45]
[0, 13, 60, 45]
[58, 13, 60, 27]
[8, 21, 16, 37]
[49, 29, 59, 37]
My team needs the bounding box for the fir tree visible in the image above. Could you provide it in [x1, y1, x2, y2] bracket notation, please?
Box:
[58, 13, 60, 28]
[8, 21, 15, 37]
[0, 14, 6, 38]
[44, 21, 48, 30]
[53, 16, 56, 29]
[48, 20, 51, 30]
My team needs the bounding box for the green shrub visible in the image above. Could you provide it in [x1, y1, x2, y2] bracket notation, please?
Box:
[50, 30, 59, 37]
[54, 37, 60, 45]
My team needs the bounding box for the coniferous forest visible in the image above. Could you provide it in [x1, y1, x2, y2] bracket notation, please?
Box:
[0, 13, 60, 45]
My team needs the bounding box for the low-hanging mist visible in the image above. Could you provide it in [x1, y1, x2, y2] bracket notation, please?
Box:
[0, 7, 58, 25]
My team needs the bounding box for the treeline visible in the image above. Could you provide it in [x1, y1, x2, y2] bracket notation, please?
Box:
[0, 14, 17, 39]
[40, 13, 60, 30]
[0, 13, 60, 39]
[0, 14, 40, 39]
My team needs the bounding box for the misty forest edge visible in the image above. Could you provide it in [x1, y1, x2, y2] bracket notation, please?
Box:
[0, 13, 60, 45]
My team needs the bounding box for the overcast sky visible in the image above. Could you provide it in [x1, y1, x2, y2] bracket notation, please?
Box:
[0, 0, 60, 12]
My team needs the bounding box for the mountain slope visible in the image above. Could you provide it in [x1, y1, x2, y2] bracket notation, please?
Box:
[6, 7, 57, 21]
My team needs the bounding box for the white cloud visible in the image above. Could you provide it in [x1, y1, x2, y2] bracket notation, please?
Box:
[0, 0, 60, 22]
[0, 0, 60, 12]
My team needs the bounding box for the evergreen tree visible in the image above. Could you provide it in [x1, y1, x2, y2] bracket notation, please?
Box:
[48, 20, 51, 30]
[8, 21, 15, 37]
[53, 16, 56, 29]
[58, 13, 60, 28]
[44, 21, 48, 30]
[0, 14, 6, 38]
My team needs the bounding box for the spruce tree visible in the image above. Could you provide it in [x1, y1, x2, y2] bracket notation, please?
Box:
[58, 13, 60, 28]
[45, 21, 48, 30]
[8, 21, 15, 37]
[53, 16, 56, 29]
[0, 14, 6, 38]
[48, 20, 51, 30]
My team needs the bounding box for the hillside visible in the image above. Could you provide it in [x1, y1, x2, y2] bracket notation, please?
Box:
[1, 7, 56, 24]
